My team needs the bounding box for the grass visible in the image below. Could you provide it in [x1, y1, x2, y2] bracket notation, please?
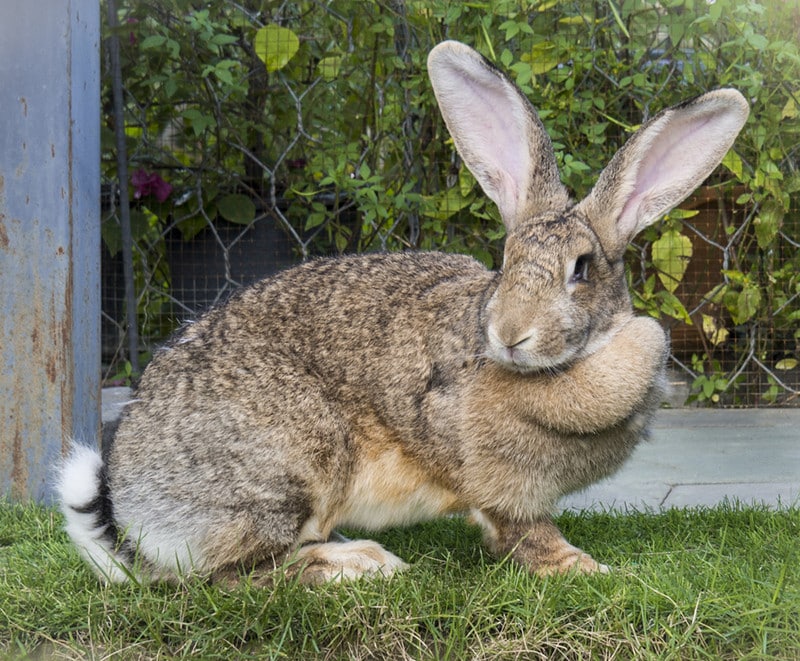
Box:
[1, 501, 799, 660]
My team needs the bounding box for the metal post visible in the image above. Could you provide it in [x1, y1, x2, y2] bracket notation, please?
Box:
[106, 0, 140, 378]
[0, 1, 101, 503]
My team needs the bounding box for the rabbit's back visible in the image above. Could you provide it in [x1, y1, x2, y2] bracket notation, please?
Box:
[116, 250, 491, 440]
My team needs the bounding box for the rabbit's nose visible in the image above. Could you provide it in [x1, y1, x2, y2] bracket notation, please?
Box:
[486, 323, 542, 368]
[488, 322, 537, 353]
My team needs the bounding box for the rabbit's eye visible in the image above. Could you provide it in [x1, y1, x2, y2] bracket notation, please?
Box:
[570, 254, 591, 284]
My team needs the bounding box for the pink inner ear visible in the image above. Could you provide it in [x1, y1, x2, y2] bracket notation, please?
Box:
[617, 114, 715, 240]
[456, 75, 529, 221]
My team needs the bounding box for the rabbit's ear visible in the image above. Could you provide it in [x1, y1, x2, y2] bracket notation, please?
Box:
[428, 41, 570, 229]
[578, 89, 749, 260]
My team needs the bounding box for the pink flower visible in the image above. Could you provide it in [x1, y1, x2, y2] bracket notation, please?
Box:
[127, 18, 138, 46]
[131, 169, 173, 202]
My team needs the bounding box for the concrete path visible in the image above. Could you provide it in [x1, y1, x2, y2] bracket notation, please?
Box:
[102, 388, 800, 512]
[560, 408, 800, 512]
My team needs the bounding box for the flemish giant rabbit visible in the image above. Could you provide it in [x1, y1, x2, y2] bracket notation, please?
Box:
[59, 41, 749, 584]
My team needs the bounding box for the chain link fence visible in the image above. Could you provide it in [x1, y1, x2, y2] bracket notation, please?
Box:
[101, 0, 799, 407]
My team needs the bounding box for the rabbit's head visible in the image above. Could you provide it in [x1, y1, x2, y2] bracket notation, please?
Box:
[428, 41, 749, 373]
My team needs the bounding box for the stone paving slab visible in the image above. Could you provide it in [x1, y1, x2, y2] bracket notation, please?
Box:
[560, 408, 800, 512]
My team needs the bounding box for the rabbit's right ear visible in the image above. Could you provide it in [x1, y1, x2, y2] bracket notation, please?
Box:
[577, 89, 749, 260]
[428, 41, 570, 229]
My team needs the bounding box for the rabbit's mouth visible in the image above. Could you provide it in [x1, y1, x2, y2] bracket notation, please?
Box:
[485, 326, 584, 375]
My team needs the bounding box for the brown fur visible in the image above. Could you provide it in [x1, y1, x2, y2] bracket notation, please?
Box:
[59, 41, 749, 584]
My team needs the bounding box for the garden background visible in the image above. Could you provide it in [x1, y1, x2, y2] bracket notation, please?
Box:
[101, 0, 800, 406]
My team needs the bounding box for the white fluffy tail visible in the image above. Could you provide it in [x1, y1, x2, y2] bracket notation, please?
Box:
[58, 443, 132, 583]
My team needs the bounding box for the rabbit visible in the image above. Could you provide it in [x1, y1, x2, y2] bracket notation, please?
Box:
[58, 40, 749, 585]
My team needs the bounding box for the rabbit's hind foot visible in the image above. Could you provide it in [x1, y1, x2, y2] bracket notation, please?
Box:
[289, 539, 409, 584]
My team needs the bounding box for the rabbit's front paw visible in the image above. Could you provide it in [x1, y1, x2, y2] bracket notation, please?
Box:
[480, 514, 611, 577]
[508, 313, 667, 435]
[533, 550, 611, 577]
[618, 316, 669, 366]
[586, 315, 667, 398]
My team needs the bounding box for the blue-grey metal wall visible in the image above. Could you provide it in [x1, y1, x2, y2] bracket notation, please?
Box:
[0, 1, 100, 502]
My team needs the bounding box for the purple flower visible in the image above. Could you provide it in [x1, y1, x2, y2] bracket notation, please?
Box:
[127, 18, 138, 46]
[132, 169, 173, 203]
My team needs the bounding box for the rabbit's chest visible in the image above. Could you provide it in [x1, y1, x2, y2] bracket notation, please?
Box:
[336, 445, 464, 529]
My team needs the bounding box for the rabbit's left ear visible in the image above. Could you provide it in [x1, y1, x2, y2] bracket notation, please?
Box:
[578, 90, 750, 260]
[428, 41, 570, 229]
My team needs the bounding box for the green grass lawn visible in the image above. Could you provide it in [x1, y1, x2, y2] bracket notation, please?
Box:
[1, 500, 798, 660]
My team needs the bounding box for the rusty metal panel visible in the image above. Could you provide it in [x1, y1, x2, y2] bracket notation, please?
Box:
[0, 1, 100, 503]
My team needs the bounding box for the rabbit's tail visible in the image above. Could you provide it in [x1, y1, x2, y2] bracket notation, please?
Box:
[58, 443, 133, 583]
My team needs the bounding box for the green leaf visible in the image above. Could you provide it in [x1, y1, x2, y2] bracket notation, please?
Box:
[523, 41, 560, 75]
[140, 35, 167, 50]
[217, 194, 256, 225]
[786, 173, 800, 194]
[721, 269, 748, 286]
[745, 31, 769, 50]
[776, 358, 798, 371]
[181, 107, 215, 137]
[254, 25, 299, 73]
[458, 166, 475, 197]
[704, 283, 727, 305]
[101, 217, 122, 257]
[470, 248, 494, 269]
[608, 0, 630, 39]
[499, 20, 520, 40]
[558, 16, 589, 25]
[209, 34, 239, 47]
[652, 229, 693, 293]
[176, 216, 208, 242]
[669, 19, 685, 46]
[753, 199, 784, 250]
[165, 38, 180, 59]
[317, 55, 343, 81]
[305, 211, 327, 231]
[708, 0, 723, 23]
[510, 61, 532, 87]
[666, 208, 699, 220]
[721, 150, 744, 180]
[730, 284, 762, 325]
[702, 314, 729, 346]
[423, 188, 472, 221]
[657, 290, 692, 324]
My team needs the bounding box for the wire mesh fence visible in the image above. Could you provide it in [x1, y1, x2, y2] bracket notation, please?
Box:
[101, 0, 799, 407]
